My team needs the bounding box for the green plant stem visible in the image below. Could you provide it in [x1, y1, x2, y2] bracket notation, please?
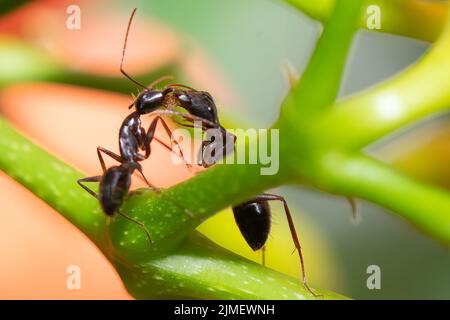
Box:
[283, 0, 364, 118]
[284, 0, 448, 42]
[117, 232, 345, 300]
[106, 131, 287, 260]
[320, 152, 450, 244]
[0, 117, 339, 299]
[315, 18, 450, 150]
[0, 117, 107, 246]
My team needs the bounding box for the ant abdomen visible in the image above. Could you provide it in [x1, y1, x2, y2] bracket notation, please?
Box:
[98, 166, 132, 216]
[232, 200, 271, 251]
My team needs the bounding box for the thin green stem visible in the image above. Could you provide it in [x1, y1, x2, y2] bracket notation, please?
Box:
[282, 0, 364, 119]
[320, 152, 450, 244]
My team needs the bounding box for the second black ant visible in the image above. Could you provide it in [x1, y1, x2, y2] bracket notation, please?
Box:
[232, 194, 320, 297]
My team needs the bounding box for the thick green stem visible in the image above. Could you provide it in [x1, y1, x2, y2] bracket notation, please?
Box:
[118, 232, 345, 300]
[110, 130, 286, 260]
[285, 0, 448, 42]
[0, 117, 107, 246]
[0, 118, 339, 299]
[315, 17, 450, 150]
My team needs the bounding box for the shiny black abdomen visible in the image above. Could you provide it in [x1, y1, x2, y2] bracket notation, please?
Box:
[232, 200, 271, 251]
[99, 166, 131, 216]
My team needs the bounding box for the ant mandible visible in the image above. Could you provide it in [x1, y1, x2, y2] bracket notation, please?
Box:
[232, 194, 320, 297]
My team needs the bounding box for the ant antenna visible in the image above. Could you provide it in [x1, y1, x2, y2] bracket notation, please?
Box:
[120, 8, 148, 90]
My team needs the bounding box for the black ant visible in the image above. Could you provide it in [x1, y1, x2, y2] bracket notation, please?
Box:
[77, 110, 197, 247]
[232, 194, 320, 297]
[78, 162, 153, 243]
[76, 9, 203, 244]
[120, 9, 236, 168]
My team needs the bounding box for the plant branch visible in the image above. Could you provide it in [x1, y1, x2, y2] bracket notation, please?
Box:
[315, 17, 450, 150]
[0, 117, 340, 299]
[284, 0, 448, 42]
[116, 232, 345, 299]
[320, 152, 450, 244]
[281, 0, 364, 119]
[0, 117, 107, 246]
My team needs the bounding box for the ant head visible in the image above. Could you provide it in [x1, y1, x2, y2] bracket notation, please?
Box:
[174, 91, 219, 125]
[133, 90, 166, 115]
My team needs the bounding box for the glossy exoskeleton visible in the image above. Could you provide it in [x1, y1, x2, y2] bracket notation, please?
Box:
[78, 162, 152, 244]
[232, 194, 319, 297]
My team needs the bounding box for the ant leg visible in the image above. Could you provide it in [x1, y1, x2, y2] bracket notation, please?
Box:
[153, 136, 177, 153]
[148, 75, 174, 90]
[151, 110, 217, 130]
[138, 135, 194, 174]
[165, 83, 197, 91]
[96, 147, 156, 191]
[254, 193, 321, 297]
[136, 167, 160, 192]
[172, 119, 196, 129]
[156, 136, 196, 173]
[142, 119, 196, 218]
[97, 147, 123, 173]
[118, 210, 153, 245]
[77, 176, 102, 199]
[262, 246, 266, 267]
[144, 116, 193, 171]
